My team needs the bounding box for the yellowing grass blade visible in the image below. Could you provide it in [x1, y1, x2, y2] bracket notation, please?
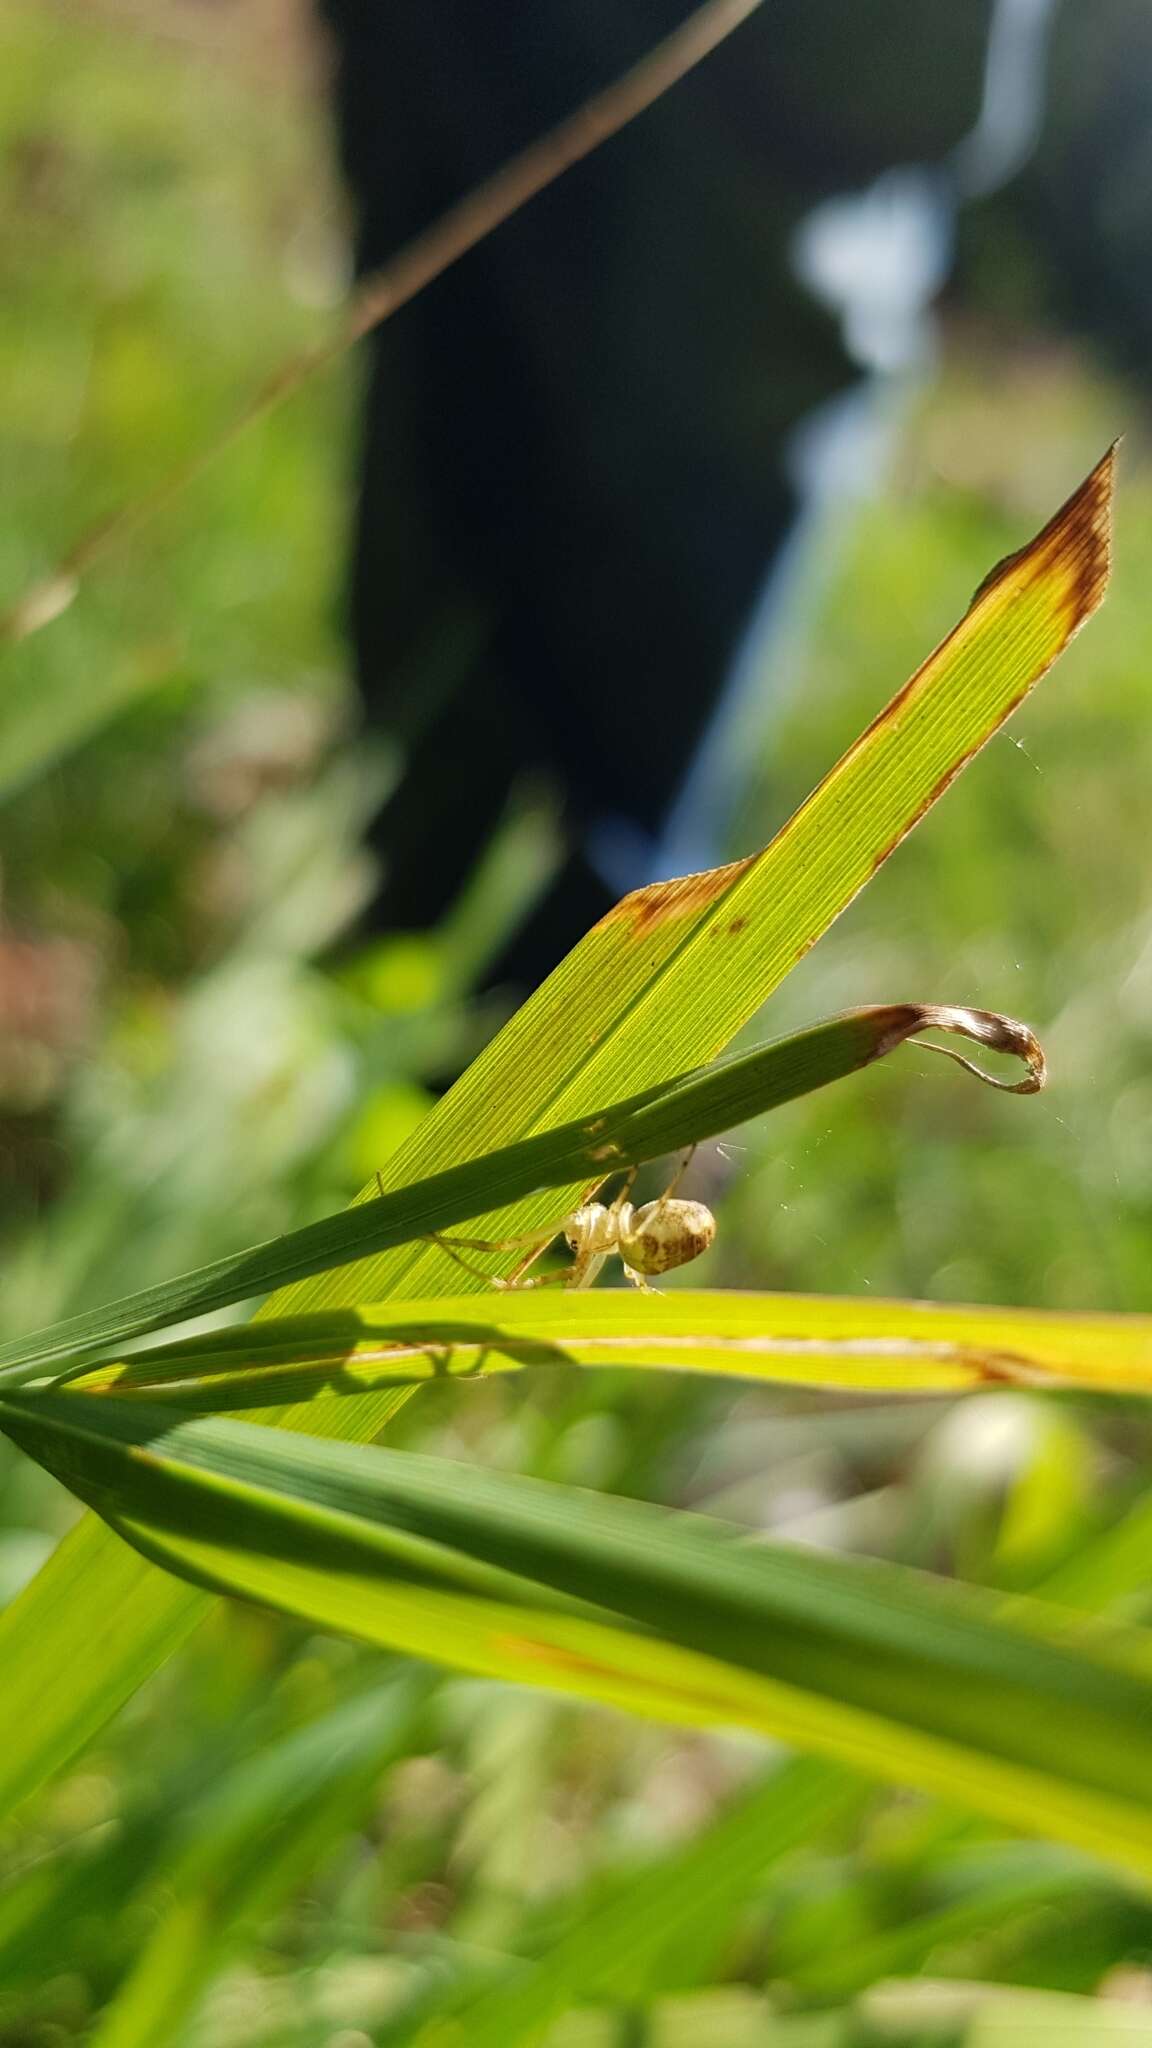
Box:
[63, 1287, 1152, 1413]
[0, 453, 1115, 1825]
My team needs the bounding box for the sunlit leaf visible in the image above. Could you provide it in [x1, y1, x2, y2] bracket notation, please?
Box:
[0, 1002, 1042, 1386]
[0, 453, 1115, 1824]
[3, 1390, 1152, 1878]
[62, 1284, 1152, 1416]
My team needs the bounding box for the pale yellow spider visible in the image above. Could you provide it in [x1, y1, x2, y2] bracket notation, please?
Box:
[429, 1150, 715, 1292]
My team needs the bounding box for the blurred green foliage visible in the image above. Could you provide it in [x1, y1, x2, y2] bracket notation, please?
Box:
[3, 4, 1152, 2044]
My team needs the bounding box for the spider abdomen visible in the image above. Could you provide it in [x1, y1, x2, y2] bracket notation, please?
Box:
[619, 1198, 716, 1277]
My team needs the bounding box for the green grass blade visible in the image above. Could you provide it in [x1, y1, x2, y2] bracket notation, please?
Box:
[85, 1676, 423, 2048]
[63, 1287, 1152, 1414]
[0, 455, 1114, 1825]
[401, 1759, 863, 2048]
[787, 1846, 1117, 2004]
[5, 1391, 1152, 1878]
[0, 1002, 1041, 1385]
[279, 450, 1112, 1325]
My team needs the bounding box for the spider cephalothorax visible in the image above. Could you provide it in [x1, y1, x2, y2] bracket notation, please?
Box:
[562, 1195, 716, 1289]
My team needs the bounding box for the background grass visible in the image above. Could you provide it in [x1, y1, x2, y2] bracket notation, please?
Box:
[3, 3, 1152, 2042]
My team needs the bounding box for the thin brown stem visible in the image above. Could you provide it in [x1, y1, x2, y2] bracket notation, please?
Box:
[2, 0, 767, 646]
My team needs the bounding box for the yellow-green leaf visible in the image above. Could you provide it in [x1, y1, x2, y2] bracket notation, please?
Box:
[0, 453, 1115, 1824]
[61, 1284, 1152, 1415]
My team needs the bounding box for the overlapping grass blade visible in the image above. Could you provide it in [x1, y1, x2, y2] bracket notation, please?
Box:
[85, 1676, 424, 2048]
[276, 453, 1110, 1326]
[4, 1390, 1152, 1878]
[400, 1759, 864, 2048]
[64, 1287, 1152, 1414]
[0, 1002, 1040, 1386]
[0, 455, 1114, 1825]
[790, 1844, 1125, 2005]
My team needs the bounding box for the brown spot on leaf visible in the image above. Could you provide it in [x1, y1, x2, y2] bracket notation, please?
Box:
[727, 916, 748, 935]
[495, 1635, 636, 1682]
[606, 853, 756, 940]
[970, 1351, 1059, 1389]
[492, 1633, 738, 1716]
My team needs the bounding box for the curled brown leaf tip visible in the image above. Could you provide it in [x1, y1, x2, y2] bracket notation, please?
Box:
[906, 1005, 1047, 1095]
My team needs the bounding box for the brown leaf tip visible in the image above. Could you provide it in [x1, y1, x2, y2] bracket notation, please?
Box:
[970, 442, 1117, 636]
[605, 852, 756, 938]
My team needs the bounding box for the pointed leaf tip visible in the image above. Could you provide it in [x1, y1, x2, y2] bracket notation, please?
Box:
[971, 441, 1116, 627]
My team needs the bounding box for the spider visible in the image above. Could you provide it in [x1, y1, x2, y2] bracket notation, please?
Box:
[427, 1149, 715, 1292]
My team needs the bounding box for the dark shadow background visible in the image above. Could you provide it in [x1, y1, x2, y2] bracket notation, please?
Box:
[321, 0, 1152, 978]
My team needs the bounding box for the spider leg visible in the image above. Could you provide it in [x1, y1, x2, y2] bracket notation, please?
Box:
[510, 1263, 579, 1290]
[621, 1263, 656, 1294]
[569, 1249, 609, 1290]
[425, 1234, 508, 1286]
[426, 1225, 579, 1291]
[652, 1145, 697, 1213]
[501, 1237, 570, 1289]
[429, 1227, 558, 1252]
[425, 1227, 553, 1283]
[607, 1165, 638, 1217]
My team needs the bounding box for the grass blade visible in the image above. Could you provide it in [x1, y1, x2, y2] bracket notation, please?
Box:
[85, 1677, 423, 2048]
[0, 1003, 1042, 1385]
[400, 1758, 864, 2048]
[0, 455, 1114, 1824]
[62, 1285, 1152, 1414]
[4, 1391, 1152, 1878]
